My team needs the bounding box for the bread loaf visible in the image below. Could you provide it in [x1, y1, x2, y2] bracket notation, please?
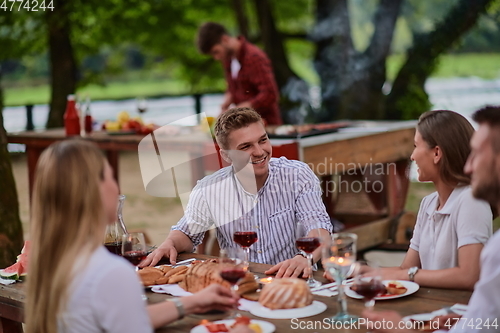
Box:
[179, 259, 258, 296]
[259, 278, 313, 309]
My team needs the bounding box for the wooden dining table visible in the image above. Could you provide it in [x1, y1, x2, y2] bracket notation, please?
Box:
[0, 253, 472, 333]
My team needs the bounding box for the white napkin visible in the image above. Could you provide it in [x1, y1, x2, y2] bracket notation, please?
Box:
[151, 284, 259, 311]
[0, 277, 16, 285]
[312, 288, 339, 297]
[151, 284, 192, 296]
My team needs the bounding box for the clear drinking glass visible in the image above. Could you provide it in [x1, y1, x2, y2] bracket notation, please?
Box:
[322, 232, 358, 323]
[295, 221, 322, 288]
[219, 247, 247, 318]
[136, 97, 148, 113]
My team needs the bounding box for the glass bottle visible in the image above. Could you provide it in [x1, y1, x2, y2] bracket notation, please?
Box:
[64, 94, 81, 136]
[104, 195, 128, 255]
[84, 95, 93, 134]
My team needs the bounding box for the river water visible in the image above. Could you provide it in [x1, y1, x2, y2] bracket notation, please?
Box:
[4, 77, 500, 154]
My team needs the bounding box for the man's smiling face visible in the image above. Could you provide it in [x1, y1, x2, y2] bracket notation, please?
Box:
[223, 121, 272, 181]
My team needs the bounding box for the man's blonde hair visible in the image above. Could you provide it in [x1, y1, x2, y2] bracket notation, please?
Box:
[214, 107, 263, 149]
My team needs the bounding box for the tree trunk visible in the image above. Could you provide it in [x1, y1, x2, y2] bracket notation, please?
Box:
[0, 73, 24, 268]
[252, 0, 311, 124]
[311, 0, 401, 121]
[386, 0, 495, 120]
[231, 0, 250, 39]
[45, 0, 77, 128]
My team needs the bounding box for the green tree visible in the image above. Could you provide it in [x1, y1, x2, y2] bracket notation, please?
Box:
[0, 11, 26, 267]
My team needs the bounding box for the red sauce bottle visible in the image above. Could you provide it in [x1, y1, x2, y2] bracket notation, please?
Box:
[64, 95, 81, 136]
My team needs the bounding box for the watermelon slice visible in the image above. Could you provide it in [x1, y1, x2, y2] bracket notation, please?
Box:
[0, 241, 30, 281]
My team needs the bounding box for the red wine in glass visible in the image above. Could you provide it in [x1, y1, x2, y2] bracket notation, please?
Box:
[296, 237, 320, 253]
[105, 242, 122, 256]
[123, 250, 147, 266]
[220, 268, 247, 285]
[352, 280, 385, 300]
[233, 231, 258, 248]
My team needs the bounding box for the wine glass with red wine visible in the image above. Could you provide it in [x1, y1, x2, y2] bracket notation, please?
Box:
[233, 216, 258, 266]
[219, 247, 247, 318]
[295, 221, 322, 288]
[351, 261, 384, 310]
[121, 232, 147, 271]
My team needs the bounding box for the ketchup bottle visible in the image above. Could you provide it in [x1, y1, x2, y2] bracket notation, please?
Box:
[64, 94, 81, 136]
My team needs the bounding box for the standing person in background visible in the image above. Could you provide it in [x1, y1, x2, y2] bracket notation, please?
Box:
[197, 22, 282, 125]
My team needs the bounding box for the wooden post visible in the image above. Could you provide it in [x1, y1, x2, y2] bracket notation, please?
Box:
[25, 105, 34, 131]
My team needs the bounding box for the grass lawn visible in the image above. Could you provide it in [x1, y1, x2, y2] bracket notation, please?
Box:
[4, 53, 500, 107]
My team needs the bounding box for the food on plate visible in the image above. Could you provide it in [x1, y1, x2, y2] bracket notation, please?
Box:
[385, 281, 407, 295]
[0, 241, 30, 281]
[138, 265, 189, 286]
[102, 111, 158, 135]
[179, 259, 258, 298]
[138, 267, 165, 286]
[200, 316, 261, 333]
[258, 278, 313, 309]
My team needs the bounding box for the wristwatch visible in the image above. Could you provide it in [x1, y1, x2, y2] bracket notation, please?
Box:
[295, 252, 307, 259]
[408, 266, 419, 282]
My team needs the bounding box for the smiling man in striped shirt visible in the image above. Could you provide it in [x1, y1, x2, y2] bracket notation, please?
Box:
[142, 108, 332, 278]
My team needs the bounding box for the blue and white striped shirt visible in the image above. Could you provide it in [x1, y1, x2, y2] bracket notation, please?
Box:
[172, 157, 332, 265]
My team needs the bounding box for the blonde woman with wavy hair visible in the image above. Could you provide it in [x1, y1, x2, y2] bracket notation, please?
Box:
[25, 140, 246, 333]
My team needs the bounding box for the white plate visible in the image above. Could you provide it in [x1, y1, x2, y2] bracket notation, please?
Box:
[250, 301, 327, 319]
[190, 319, 275, 333]
[345, 280, 419, 300]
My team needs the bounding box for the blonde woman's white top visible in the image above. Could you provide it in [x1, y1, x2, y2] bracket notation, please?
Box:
[58, 246, 152, 333]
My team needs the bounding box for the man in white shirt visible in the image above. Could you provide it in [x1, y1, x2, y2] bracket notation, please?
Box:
[363, 106, 500, 333]
[141, 107, 332, 278]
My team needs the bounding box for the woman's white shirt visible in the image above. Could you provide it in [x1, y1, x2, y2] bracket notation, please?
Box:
[410, 186, 492, 270]
[58, 246, 152, 333]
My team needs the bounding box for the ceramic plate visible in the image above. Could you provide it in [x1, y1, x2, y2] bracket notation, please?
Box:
[345, 280, 419, 300]
[190, 319, 275, 333]
[106, 130, 137, 135]
[250, 301, 327, 319]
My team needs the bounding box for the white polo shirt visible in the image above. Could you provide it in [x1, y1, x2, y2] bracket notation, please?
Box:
[409, 186, 492, 270]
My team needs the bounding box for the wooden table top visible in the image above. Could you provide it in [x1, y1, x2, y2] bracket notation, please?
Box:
[152, 254, 471, 333]
[0, 252, 471, 332]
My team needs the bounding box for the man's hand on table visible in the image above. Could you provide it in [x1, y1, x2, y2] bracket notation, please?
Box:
[139, 239, 177, 267]
[264, 255, 310, 278]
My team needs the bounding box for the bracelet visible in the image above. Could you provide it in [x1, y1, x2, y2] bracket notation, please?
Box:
[169, 298, 185, 320]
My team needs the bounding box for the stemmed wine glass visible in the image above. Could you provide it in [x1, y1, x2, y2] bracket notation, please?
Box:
[233, 215, 258, 267]
[295, 221, 322, 288]
[122, 232, 147, 272]
[136, 97, 148, 113]
[351, 261, 384, 311]
[219, 247, 248, 319]
[322, 232, 358, 323]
